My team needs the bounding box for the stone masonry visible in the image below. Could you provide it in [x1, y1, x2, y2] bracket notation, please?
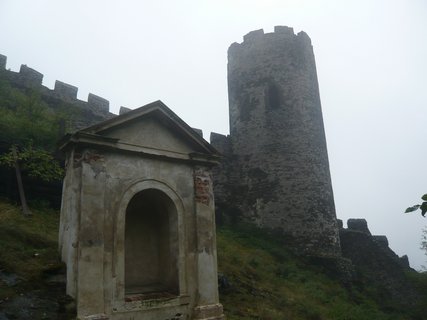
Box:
[0, 54, 114, 130]
[339, 219, 418, 307]
[1, 26, 420, 316]
[211, 26, 340, 257]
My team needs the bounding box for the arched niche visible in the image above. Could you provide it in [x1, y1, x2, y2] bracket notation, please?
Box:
[125, 188, 179, 296]
[114, 179, 187, 303]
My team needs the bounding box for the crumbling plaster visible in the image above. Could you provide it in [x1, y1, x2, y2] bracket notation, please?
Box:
[59, 103, 224, 320]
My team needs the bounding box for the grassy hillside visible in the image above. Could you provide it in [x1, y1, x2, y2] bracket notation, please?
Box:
[0, 200, 426, 319]
[0, 200, 74, 319]
[217, 225, 427, 320]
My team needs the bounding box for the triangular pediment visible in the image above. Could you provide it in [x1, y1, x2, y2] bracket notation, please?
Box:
[78, 100, 218, 157]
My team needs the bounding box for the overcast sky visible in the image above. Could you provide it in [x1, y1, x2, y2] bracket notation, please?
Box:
[1, 0, 426, 269]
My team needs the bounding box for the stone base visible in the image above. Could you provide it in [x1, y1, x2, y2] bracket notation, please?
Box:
[83, 314, 109, 320]
[193, 304, 225, 319]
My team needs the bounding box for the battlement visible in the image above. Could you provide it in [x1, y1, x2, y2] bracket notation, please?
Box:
[240, 26, 310, 43]
[88, 93, 109, 113]
[192, 128, 203, 137]
[347, 218, 371, 235]
[210, 132, 231, 156]
[274, 25, 294, 35]
[20, 65, 43, 86]
[242, 28, 265, 42]
[119, 106, 132, 115]
[229, 26, 311, 57]
[373, 235, 389, 247]
[54, 80, 78, 100]
[341, 218, 389, 248]
[0, 53, 113, 118]
[0, 54, 7, 70]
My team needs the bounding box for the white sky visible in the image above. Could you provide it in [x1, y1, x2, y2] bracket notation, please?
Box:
[1, 0, 426, 269]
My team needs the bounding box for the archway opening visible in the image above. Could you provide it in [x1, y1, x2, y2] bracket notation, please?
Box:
[125, 188, 179, 296]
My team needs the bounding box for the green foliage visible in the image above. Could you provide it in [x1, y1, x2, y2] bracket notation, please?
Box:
[0, 144, 63, 182]
[0, 200, 60, 296]
[0, 199, 76, 319]
[217, 224, 425, 320]
[405, 205, 421, 213]
[422, 227, 427, 259]
[1, 199, 426, 319]
[405, 270, 427, 315]
[404, 195, 427, 270]
[0, 81, 66, 184]
[0, 89, 59, 149]
[405, 194, 427, 217]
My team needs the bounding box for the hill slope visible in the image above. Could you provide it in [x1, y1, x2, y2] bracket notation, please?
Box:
[217, 225, 427, 319]
[0, 200, 426, 319]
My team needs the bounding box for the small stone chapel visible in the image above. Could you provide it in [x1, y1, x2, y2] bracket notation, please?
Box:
[58, 101, 225, 320]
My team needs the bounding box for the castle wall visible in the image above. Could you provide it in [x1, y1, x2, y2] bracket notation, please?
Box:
[210, 133, 233, 225]
[0, 54, 6, 69]
[0, 54, 115, 130]
[339, 219, 418, 307]
[220, 26, 340, 256]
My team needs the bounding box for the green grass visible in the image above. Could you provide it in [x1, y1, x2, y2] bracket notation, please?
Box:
[0, 199, 62, 300]
[217, 224, 426, 320]
[0, 199, 426, 319]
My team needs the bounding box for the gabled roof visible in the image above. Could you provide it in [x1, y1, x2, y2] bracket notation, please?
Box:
[60, 100, 220, 164]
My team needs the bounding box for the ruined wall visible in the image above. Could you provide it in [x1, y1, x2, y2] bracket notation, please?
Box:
[0, 54, 114, 130]
[339, 219, 418, 307]
[213, 27, 340, 256]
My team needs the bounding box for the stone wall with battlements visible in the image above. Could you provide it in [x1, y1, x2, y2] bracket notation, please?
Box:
[339, 218, 417, 307]
[0, 54, 114, 130]
[213, 26, 340, 256]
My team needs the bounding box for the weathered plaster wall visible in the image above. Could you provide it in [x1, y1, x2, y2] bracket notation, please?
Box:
[213, 26, 340, 256]
[58, 149, 81, 297]
[60, 134, 223, 320]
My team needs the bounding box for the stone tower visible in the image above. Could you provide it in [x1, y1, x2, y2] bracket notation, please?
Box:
[212, 26, 340, 256]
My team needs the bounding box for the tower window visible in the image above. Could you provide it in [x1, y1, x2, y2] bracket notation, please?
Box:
[264, 82, 281, 109]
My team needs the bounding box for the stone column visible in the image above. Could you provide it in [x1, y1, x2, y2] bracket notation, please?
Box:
[193, 167, 224, 320]
[76, 149, 107, 318]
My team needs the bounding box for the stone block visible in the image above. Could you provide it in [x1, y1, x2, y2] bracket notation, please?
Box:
[274, 25, 294, 35]
[19, 64, 43, 85]
[54, 80, 78, 100]
[373, 235, 389, 247]
[0, 54, 6, 69]
[88, 93, 109, 114]
[243, 29, 264, 42]
[193, 304, 224, 320]
[399, 255, 410, 269]
[347, 219, 371, 234]
[119, 106, 131, 115]
[192, 128, 203, 137]
[210, 132, 230, 155]
[83, 314, 108, 320]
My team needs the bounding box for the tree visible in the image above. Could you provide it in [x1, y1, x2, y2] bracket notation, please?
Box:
[0, 88, 63, 215]
[422, 227, 427, 255]
[405, 195, 427, 269]
[405, 194, 427, 217]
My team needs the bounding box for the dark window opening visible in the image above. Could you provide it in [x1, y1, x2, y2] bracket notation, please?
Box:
[264, 82, 281, 109]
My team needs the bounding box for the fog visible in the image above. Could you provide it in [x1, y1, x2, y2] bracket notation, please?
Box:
[1, 0, 426, 268]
